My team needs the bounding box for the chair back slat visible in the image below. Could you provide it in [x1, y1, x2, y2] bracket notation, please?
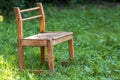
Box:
[20, 7, 40, 13]
[22, 15, 42, 21]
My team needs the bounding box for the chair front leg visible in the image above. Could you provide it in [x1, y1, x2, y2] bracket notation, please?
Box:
[68, 38, 74, 60]
[47, 40, 54, 71]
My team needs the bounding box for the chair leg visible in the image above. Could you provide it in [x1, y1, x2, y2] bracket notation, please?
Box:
[68, 39, 74, 60]
[47, 40, 54, 71]
[41, 46, 46, 63]
[18, 44, 24, 71]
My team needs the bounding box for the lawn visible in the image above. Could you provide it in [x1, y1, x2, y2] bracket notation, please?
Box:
[0, 3, 120, 80]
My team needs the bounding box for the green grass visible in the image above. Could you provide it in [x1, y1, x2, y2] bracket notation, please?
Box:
[0, 4, 120, 80]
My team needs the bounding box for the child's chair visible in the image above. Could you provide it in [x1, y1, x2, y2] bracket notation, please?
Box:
[14, 3, 74, 74]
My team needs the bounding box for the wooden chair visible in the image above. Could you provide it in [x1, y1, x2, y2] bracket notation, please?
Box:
[14, 3, 74, 73]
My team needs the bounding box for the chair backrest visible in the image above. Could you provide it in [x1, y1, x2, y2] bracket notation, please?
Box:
[14, 3, 45, 40]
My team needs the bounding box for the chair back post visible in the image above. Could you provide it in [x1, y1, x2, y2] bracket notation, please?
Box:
[14, 7, 23, 41]
[37, 3, 46, 33]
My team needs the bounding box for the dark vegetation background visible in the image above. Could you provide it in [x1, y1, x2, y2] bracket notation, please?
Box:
[0, 0, 120, 20]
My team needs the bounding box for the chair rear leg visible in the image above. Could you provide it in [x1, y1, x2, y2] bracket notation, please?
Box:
[47, 40, 54, 71]
[68, 39, 74, 60]
[41, 46, 46, 63]
[18, 45, 24, 71]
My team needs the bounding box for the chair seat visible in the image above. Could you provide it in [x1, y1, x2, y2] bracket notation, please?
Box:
[24, 32, 73, 40]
